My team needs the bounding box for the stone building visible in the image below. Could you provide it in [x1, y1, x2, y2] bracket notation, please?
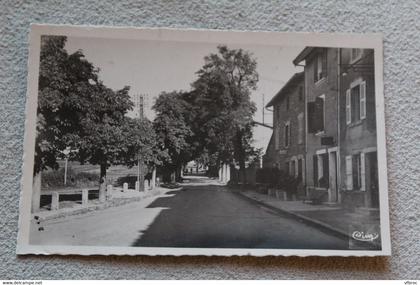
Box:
[338, 48, 378, 209]
[263, 72, 306, 197]
[293, 48, 340, 204]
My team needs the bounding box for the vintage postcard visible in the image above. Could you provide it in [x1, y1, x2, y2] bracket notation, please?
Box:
[17, 24, 391, 256]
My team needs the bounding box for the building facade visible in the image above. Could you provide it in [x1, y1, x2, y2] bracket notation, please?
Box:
[293, 48, 340, 204]
[264, 72, 306, 197]
[338, 48, 378, 209]
[262, 47, 379, 209]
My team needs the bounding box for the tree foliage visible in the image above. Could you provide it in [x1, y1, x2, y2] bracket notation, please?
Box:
[153, 91, 195, 178]
[153, 45, 260, 177]
[191, 45, 259, 172]
[35, 36, 163, 185]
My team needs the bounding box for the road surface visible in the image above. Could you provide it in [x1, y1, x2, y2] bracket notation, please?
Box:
[30, 176, 348, 249]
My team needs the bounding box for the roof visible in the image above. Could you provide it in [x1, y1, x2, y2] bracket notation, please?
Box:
[265, 72, 304, 107]
[292, 47, 316, 65]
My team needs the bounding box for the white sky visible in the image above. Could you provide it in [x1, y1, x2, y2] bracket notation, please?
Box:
[65, 37, 304, 153]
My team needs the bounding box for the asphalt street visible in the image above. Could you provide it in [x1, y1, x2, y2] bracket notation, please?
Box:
[133, 176, 348, 249]
[30, 176, 348, 249]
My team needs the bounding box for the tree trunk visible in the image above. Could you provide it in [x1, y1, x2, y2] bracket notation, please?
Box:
[100, 163, 107, 191]
[99, 163, 107, 202]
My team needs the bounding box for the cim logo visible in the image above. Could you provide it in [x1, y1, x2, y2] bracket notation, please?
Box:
[351, 230, 379, 242]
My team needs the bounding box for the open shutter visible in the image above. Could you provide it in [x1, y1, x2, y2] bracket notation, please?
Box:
[360, 152, 366, 191]
[307, 102, 315, 133]
[346, 89, 351, 124]
[322, 49, 328, 78]
[360, 81, 366, 119]
[345, 155, 353, 190]
[314, 97, 324, 132]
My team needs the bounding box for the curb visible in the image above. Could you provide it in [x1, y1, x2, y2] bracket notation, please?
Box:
[235, 191, 350, 240]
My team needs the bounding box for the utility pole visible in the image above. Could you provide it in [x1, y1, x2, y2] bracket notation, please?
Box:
[262, 93, 265, 125]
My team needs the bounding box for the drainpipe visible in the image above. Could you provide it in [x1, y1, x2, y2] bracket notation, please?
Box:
[337, 48, 342, 203]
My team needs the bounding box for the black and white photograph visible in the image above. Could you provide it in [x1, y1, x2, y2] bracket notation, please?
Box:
[17, 25, 390, 256]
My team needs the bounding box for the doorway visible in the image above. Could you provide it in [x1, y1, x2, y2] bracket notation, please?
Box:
[328, 151, 338, 203]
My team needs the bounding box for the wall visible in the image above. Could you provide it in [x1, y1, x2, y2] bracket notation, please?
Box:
[1, 0, 419, 279]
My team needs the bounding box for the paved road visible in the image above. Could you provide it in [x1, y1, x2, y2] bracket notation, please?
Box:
[31, 176, 348, 249]
[133, 176, 348, 249]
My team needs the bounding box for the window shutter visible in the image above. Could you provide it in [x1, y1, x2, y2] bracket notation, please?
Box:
[360, 152, 366, 191]
[274, 127, 279, 150]
[314, 97, 324, 131]
[298, 113, 303, 144]
[307, 102, 315, 133]
[322, 49, 327, 78]
[345, 155, 353, 190]
[346, 89, 351, 124]
[360, 81, 366, 119]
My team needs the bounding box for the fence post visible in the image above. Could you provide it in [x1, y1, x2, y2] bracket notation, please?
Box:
[135, 181, 139, 191]
[82, 189, 89, 206]
[144, 180, 150, 191]
[99, 188, 106, 203]
[51, 192, 59, 211]
[123, 182, 128, 192]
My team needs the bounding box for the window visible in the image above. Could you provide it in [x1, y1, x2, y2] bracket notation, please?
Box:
[319, 153, 329, 188]
[286, 96, 290, 110]
[298, 86, 304, 101]
[298, 113, 304, 144]
[285, 162, 289, 175]
[345, 153, 366, 191]
[314, 49, 327, 82]
[346, 80, 366, 124]
[308, 95, 325, 133]
[350, 48, 363, 63]
[284, 122, 290, 147]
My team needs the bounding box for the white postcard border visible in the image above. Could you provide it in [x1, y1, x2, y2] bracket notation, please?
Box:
[17, 24, 391, 257]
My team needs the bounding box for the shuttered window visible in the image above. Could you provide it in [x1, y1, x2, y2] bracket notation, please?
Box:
[347, 80, 367, 124]
[346, 89, 351, 124]
[360, 81, 366, 119]
[298, 113, 304, 144]
[314, 49, 327, 82]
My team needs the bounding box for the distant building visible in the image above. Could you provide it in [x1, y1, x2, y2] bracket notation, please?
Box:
[263, 72, 306, 197]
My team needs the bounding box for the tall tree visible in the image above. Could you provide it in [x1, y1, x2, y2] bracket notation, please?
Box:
[35, 35, 99, 174]
[191, 45, 259, 179]
[153, 91, 195, 182]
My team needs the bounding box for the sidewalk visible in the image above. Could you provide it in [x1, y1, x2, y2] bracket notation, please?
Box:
[238, 189, 380, 238]
[34, 186, 180, 222]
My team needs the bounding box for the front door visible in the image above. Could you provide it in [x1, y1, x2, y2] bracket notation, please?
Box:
[368, 151, 379, 208]
[328, 151, 338, 203]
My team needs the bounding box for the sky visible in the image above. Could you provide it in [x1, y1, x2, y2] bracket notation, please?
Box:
[65, 36, 304, 153]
